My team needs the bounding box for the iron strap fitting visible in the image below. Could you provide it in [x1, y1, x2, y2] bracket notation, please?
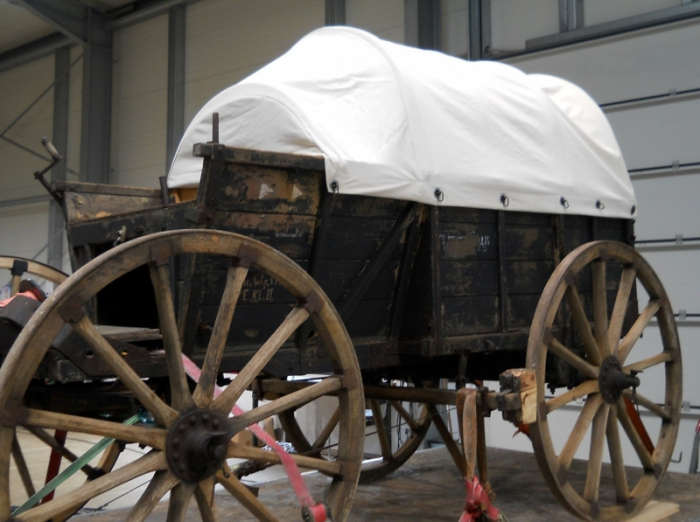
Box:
[301, 502, 333, 522]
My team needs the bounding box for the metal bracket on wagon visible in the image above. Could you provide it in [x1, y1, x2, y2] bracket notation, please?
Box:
[496, 369, 537, 425]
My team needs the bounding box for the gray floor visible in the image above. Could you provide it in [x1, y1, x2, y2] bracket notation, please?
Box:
[73, 447, 700, 521]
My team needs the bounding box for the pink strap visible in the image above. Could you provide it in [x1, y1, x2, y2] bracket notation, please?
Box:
[460, 476, 500, 522]
[181, 355, 328, 520]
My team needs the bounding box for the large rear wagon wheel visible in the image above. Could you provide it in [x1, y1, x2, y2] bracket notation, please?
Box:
[0, 230, 364, 522]
[527, 241, 682, 521]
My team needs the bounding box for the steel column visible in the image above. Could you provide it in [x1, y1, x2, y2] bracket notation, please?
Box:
[79, 11, 113, 184]
[166, 5, 186, 173]
[405, 0, 441, 50]
[558, 0, 584, 33]
[325, 0, 345, 25]
[47, 47, 70, 271]
[469, 0, 490, 61]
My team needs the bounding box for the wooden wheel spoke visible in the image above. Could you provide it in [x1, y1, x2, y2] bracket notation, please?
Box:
[214, 306, 310, 416]
[583, 403, 610, 504]
[547, 336, 599, 380]
[193, 264, 249, 407]
[228, 377, 343, 433]
[227, 443, 342, 476]
[215, 469, 277, 522]
[566, 285, 601, 366]
[369, 400, 392, 460]
[591, 259, 609, 358]
[427, 404, 465, 476]
[19, 451, 168, 522]
[11, 434, 36, 498]
[545, 380, 599, 414]
[390, 401, 421, 433]
[125, 470, 179, 522]
[617, 399, 655, 470]
[617, 299, 661, 363]
[622, 390, 671, 420]
[150, 263, 196, 413]
[10, 274, 21, 296]
[608, 267, 636, 355]
[312, 406, 340, 451]
[23, 408, 167, 450]
[623, 352, 672, 374]
[72, 316, 178, 426]
[24, 426, 94, 475]
[195, 478, 218, 522]
[166, 481, 196, 522]
[557, 394, 603, 475]
[606, 404, 630, 503]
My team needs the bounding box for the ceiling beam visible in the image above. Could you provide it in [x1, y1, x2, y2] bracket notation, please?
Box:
[14, 0, 88, 44]
[0, 32, 73, 74]
[106, 0, 202, 30]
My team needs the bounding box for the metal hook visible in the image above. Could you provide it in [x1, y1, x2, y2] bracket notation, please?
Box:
[671, 452, 683, 464]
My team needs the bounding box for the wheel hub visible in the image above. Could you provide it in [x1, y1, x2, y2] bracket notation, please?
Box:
[598, 356, 640, 404]
[166, 409, 229, 482]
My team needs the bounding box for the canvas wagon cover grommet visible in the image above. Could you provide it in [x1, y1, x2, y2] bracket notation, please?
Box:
[168, 26, 636, 219]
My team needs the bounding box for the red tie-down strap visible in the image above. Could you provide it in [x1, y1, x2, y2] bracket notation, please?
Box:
[458, 475, 500, 522]
[182, 355, 330, 522]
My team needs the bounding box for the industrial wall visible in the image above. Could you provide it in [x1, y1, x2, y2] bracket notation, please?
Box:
[0, 0, 697, 476]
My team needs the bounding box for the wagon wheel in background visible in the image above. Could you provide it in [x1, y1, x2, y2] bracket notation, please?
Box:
[0, 230, 364, 522]
[0, 257, 125, 520]
[277, 381, 465, 483]
[527, 241, 682, 521]
[0, 256, 68, 296]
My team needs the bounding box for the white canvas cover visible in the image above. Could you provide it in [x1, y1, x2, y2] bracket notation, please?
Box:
[168, 27, 637, 219]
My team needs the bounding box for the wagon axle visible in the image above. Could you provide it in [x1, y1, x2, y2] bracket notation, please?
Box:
[166, 409, 229, 482]
[598, 356, 641, 404]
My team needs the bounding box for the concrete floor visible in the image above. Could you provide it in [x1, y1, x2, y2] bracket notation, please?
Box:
[67, 447, 700, 521]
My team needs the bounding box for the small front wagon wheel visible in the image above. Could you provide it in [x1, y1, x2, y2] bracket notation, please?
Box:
[527, 241, 682, 521]
[0, 230, 364, 522]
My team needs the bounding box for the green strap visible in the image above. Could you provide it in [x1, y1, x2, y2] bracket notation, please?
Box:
[13, 414, 140, 516]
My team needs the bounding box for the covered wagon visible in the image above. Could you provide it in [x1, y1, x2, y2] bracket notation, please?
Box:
[0, 27, 679, 522]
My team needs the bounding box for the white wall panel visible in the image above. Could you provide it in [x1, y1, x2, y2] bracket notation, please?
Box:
[185, 0, 325, 122]
[490, 0, 559, 54]
[0, 56, 54, 201]
[606, 99, 700, 171]
[0, 203, 49, 262]
[506, 19, 700, 104]
[110, 14, 168, 188]
[632, 174, 700, 240]
[441, 0, 468, 56]
[584, 0, 679, 26]
[346, 0, 404, 44]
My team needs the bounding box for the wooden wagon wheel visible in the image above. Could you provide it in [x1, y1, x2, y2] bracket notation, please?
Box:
[0, 230, 364, 522]
[527, 240, 682, 521]
[0, 256, 68, 296]
[277, 380, 434, 483]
